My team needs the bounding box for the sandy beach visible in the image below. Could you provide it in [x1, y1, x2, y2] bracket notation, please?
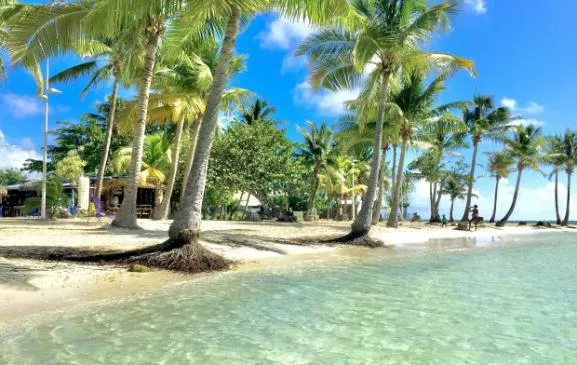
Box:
[0, 217, 574, 325]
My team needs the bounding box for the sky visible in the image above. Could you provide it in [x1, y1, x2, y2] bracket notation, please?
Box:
[1, 0, 576, 220]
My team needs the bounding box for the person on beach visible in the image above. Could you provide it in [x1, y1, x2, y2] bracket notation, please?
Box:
[441, 214, 447, 227]
[469, 205, 481, 231]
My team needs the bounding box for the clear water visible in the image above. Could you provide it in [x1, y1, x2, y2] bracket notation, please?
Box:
[2, 233, 577, 364]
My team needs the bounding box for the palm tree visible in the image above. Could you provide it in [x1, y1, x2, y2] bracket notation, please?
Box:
[545, 135, 564, 224]
[558, 130, 577, 226]
[458, 95, 512, 229]
[496, 125, 544, 227]
[111, 131, 172, 208]
[241, 98, 276, 125]
[442, 170, 469, 222]
[297, 0, 474, 238]
[485, 151, 514, 223]
[298, 121, 336, 219]
[49, 33, 143, 201]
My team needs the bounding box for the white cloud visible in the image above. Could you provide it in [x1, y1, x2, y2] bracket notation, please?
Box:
[464, 0, 487, 14]
[281, 54, 309, 73]
[258, 16, 315, 50]
[501, 97, 544, 114]
[0, 93, 44, 118]
[293, 81, 359, 117]
[0, 129, 41, 171]
[509, 118, 547, 128]
[410, 177, 577, 222]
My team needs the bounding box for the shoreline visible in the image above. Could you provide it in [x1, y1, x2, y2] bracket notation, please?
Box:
[1, 218, 574, 327]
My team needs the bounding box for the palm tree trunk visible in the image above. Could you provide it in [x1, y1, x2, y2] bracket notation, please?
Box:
[351, 72, 391, 235]
[458, 140, 479, 229]
[554, 170, 561, 224]
[169, 8, 241, 242]
[94, 74, 119, 200]
[306, 164, 321, 219]
[243, 193, 251, 219]
[179, 120, 201, 204]
[434, 182, 443, 221]
[428, 182, 433, 221]
[387, 136, 408, 228]
[496, 167, 524, 227]
[113, 32, 161, 229]
[371, 147, 387, 225]
[153, 115, 186, 220]
[489, 176, 500, 223]
[562, 171, 572, 226]
[450, 197, 455, 222]
[391, 145, 397, 195]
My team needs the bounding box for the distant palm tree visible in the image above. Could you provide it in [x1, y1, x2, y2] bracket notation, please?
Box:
[496, 125, 544, 227]
[241, 98, 276, 125]
[545, 135, 564, 224]
[442, 171, 471, 222]
[297, 121, 336, 219]
[459, 95, 512, 229]
[297, 0, 474, 237]
[485, 151, 514, 223]
[558, 130, 577, 226]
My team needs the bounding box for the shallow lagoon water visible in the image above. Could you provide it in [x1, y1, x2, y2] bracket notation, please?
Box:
[2, 233, 577, 364]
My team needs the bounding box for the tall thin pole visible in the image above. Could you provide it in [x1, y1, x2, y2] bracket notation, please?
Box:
[41, 59, 49, 219]
[351, 159, 355, 221]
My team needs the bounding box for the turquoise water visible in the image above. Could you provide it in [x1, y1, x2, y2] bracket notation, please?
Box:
[2, 233, 577, 364]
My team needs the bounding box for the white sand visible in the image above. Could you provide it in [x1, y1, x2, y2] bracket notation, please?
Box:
[0, 217, 573, 325]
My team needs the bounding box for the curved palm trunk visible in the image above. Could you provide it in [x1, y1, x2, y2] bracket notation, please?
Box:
[113, 32, 161, 229]
[562, 171, 572, 226]
[489, 176, 500, 223]
[179, 120, 201, 204]
[153, 115, 186, 220]
[351, 72, 391, 235]
[94, 74, 120, 200]
[554, 170, 561, 224]
[449, 197, 455, 222]
[428, 182, 434, 220]
[458, 140, 479, 229]
[371, 147, 387, 225]
[306, 163, 321, 219]
[496, 167, 524, 227]
[387, 136, 408, 228]
[391, 145, 397, 195]
[169, 9, 241, 242]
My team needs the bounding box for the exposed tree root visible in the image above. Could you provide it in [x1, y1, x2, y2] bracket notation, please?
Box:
[52, 230, 230, 273]
[320, 231, 385, 248]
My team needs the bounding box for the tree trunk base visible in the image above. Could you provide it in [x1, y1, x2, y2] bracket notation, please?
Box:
[59, 230, 229, 273]
[322, 229, 384, 248]
[386, 221, 398, 228]
[455, 221, 470, 231]
[111, 217, 141, 230]
[495, 221, 506, 227]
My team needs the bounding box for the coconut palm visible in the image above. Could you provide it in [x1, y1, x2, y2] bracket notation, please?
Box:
[111, 131, 172, 207]
[485, 151, 514, 223]
[385, 70, 464, 227]
[496, 125, 545, 227]
[296, 0, 474, 238]
[415, 114, 468, 221]
[441, 170, 470, 222]
[297, 121, 337, 219]
[558, 130, 577, 226]
[241, 98, 276, 125]
[545, 135, 565, 224]
[458, 95, 512, 229]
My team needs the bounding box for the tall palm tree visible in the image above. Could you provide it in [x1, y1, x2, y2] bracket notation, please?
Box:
[458, 95, 512, 229]
[485, 151, 514, 223]
[496, 125, 544, 227]
[298, 121, 336, 219]
[241, 98, 276, 125]
[297, 0, 474, 238]
[545, 135, 564, 224]
[559, 130, 577, 226]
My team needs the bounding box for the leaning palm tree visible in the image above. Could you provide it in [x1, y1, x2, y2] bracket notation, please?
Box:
[559, 130, 577, 226]
[297, 121, 336, 220]
[296, 0, 474, 239]
[485, 151, 514, 223]
[458, 95, 512, 229]
[496, 125, 545, 227]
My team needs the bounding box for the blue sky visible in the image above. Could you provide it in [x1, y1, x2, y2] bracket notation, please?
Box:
[1, 0, 576, 220]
